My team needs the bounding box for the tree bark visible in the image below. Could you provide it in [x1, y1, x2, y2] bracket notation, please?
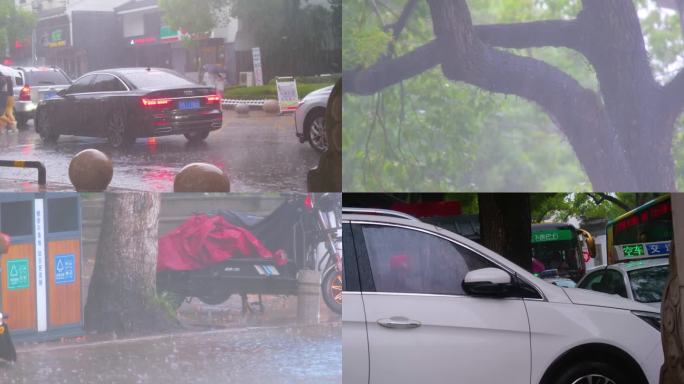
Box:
[84, 193, 179, 336]
[345, 0, 684, 191]
[661, 194, 684, 383]
[478, 193, 532, 272]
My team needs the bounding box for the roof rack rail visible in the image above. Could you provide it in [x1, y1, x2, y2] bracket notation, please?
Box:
[342, 207, 419, 221]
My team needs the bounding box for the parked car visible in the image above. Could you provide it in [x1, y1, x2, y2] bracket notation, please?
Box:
[13, 66, 72, 129]
[295, 85, 332, 152]
[343, 208, 663, 384]
[35, 67, 223, 148]
[577, 258, 669, 310]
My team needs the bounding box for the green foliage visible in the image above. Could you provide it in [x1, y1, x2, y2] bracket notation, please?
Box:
[229, 0, 340, 80]
[530, 193, 666, 224]
[343, 0, 684, 191]
[0, 0, 36, 54]
[225, 82, 333, 99]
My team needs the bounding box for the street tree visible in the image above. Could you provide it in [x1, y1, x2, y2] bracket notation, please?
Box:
[478, 194, 532, 271]
[84, 193, 179, 335]
[159, 0, 229, 83]
[344, 0, 684, 191]
[229, 0, 340, 80]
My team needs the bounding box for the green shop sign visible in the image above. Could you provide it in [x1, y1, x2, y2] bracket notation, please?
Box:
[532, 229, 573, 243]
[7, 259, 30, 290]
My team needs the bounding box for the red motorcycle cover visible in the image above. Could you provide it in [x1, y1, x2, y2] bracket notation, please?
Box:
[157, 214, 287, 271]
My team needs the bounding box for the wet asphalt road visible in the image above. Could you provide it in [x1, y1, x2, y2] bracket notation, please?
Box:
[0, 110, 320, 192]
[0, 325, 341, 384]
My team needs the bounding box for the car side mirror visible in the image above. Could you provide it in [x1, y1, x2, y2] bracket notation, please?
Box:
[462, 268, 513, 298]
[57, 89, 67, 97]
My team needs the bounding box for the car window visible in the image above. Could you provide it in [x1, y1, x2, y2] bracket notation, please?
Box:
[91, 74, 128, 92]
[66, 74, 95, 94]
[360, 225, 494, 296]
[578, 270, 605, 290]
[25, 70, 70, 86]
[596, 270, 628, 298]
[628, 265, 669, 303]
[124, 70, 194, 89]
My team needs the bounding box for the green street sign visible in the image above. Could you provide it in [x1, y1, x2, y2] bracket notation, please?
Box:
[532, 229, 573, 243]
[7, 259, 29, 290]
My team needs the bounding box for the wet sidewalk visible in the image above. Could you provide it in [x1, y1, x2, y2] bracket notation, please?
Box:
[0, 324, 341, 384]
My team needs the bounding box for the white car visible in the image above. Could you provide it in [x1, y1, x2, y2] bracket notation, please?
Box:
[295, 85, 332, 152]
[577, 258, 669, 310]
[343, 209, 663, 384]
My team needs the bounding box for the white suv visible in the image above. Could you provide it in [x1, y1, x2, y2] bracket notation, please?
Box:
[343, 209, 663, 384]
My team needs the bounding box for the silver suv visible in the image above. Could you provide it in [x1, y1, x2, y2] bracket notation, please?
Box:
[13, 67, 71, 129]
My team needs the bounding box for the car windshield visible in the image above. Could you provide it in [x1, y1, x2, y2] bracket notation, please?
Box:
[124, 70, 195, 89]
[628, 265, 669, 303]
[25, 70, 70, 86]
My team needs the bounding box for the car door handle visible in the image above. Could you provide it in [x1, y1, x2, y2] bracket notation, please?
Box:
[377, 316, 421, 329]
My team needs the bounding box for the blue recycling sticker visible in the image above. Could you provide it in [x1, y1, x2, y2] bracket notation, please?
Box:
[54, 254, 75, 285]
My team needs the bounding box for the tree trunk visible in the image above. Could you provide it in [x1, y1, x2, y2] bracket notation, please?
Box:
[308, 79, 342, 192]
[84, 193, 179, 336]
[478, 193, 532, 272]
[661, 194, 684, 383]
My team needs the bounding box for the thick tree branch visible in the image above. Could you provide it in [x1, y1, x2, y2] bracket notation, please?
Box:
[427, 0, 636, 190]
[389, 0, 419, 40]
[475, 20, 581, 50]
[343, 41, 439, 95]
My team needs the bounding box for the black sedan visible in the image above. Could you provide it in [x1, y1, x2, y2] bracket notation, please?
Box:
[35, 68, 223, 148]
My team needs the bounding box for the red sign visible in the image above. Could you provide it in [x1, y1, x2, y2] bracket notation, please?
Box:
[130, 36, 157, 45]
[390, 201, 462, 218]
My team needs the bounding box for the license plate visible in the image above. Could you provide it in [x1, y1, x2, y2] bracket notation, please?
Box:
[178, 99, 201, 110]
[42, 92, 57, 101]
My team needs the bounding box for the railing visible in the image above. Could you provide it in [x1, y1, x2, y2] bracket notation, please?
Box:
[221, 99, 266, 107]
[0, 160, 46, 186]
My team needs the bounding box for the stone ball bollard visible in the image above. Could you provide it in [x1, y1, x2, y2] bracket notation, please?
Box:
[69, 149, 113, 192]
[174, 163, 230, 193]
[235, 103, 250, 115]
[262, 99, 280, 114]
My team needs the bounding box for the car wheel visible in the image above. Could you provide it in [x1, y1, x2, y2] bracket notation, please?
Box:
[552, 361, 629, 384]
[184, 130, 210, 142]
[16, 114, 29, 130]
[321, 266, 342, 314]
[198, 291, 232, 306]
[306, 109, 327, 152]
[36, 108, 59, 144]
[107, 111, 135, 149]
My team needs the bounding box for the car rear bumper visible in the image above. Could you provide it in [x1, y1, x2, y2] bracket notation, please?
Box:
[141, 109, 223, 137]
[14, 101, 36, 115]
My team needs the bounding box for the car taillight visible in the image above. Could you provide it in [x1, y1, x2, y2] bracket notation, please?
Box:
[304, 194, 313, 211]
[141, 97, 172, 108]
[19, 86, 30, 101]
[206, 94, 221, 105]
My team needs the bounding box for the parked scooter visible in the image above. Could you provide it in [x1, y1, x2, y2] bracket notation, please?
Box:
[156, 193, 342, 314]
[0, 232, 16, 363]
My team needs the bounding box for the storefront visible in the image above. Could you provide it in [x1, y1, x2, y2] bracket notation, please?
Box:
[0, 194, 83, 341]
